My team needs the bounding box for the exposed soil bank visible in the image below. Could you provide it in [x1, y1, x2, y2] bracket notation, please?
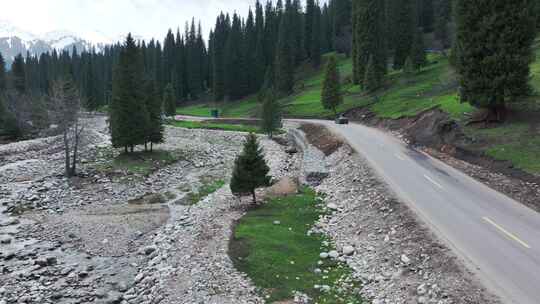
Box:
[345, 107, 540, 212]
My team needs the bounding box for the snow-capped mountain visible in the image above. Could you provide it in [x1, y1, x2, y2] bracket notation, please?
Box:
[0, 20, 125, 66]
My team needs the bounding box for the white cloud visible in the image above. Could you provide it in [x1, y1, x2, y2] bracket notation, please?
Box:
[0, 0, 257, 42]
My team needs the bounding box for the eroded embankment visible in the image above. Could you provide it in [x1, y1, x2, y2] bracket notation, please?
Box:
[345, 107, 540, 213]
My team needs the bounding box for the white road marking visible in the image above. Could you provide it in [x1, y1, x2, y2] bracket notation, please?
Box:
[395, 153, 406, 161]
[483, 217, 531, 249]
[424, 174, 444, 190]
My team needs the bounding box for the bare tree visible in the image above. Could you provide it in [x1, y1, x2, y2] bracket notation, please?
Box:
[50, 78, 85, 177]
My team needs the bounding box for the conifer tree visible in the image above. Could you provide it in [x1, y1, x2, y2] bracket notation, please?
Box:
[352, 0, 387, 87]
[144, 79, 164, 151]
[363, 55, 379, 92]
[230, 133, 271, 203]
[310, 4, 322, 68]
[11, 54, 26, 94]
[434, 0, 451, 49]
[275, 8, 295, 95]
[305, 0, 316, 58]
[163, 83, 176, 117]
[411, 28, 427, 70]
[393, 0, 415, 69]
[260, 90, 282, 138]
[110, 34, 150, 153]
[321, 55, 342, 117]
[0, 53, 6, 93]
[455, 0, 536, 120]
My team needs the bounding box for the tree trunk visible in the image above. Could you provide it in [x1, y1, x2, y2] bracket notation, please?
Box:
[251, 190, 257, 204]
[150, 142, 153, 152]
[130, 145, 134, 153]
[64, 131, 71, 177]
[145, 142, 148, 152]
[125, 146, 128, 154]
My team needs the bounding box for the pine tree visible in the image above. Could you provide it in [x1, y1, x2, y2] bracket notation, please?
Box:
[455, 0, 536, 120]
[0, 53, 6, 93]
[230, 133, 271, 203]
[411, 28, 427, 70]
[352, 0, 387, 87]
[310, 4, 322, 68]
[110, 34, 150, 153]
[275, 8, 295, 95]
[363, 55, 379, 92]
[260, 90, 282, 138]
[434, 0, 451, 49]
[144, 79, 164, 151]
[11, 54, 26, 94]
[305, 0, 316, 58]
[163, 83, 176, 117]
[321, 55, 342, 117]
[393, 0, 415, 69]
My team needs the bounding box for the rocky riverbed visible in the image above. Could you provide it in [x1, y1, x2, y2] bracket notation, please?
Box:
[0, 116, 295, 304]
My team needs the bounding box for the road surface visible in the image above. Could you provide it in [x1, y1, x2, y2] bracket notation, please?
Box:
[310, 120, 540, 304]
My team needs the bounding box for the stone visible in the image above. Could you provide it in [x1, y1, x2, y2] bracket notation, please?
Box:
[319, 252, 329, 259]
[328, 250, 339, 259]
[273, 221, 281, 225]
[417, 296, 428, 304]
[342, 245, 355, 256]
[417, 283, 427, 296]
[401, 254, 411, 264]
[142, 245, 157, 256]
[327, 203, 338, 211]
[0, 237, 12, 244]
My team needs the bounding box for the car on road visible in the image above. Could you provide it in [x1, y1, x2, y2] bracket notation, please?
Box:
[335, 116, 349, 125]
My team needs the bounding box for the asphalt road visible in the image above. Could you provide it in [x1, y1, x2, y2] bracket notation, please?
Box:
[313, 120, 540, 304]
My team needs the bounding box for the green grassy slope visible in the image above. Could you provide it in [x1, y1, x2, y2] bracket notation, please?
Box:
[177, 45, 540, 174]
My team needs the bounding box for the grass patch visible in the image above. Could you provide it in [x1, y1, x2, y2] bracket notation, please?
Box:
[230, 188, 361, 303]
[176, 96, 259, 118]
[169, 120, 262, 134]
[96, 150, 180, 176]
[186, 179, 226, 205]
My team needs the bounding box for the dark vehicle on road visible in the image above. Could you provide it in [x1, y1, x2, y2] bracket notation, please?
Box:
[335, 116, 349, 125]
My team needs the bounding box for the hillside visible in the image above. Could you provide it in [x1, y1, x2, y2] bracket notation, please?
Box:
[177, 44, 540, 176]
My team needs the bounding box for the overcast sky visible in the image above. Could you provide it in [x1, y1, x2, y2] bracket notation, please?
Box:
[0, 0, 260, 42]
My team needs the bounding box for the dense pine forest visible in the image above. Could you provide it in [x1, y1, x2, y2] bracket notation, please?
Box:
[0, 0, 538, 143]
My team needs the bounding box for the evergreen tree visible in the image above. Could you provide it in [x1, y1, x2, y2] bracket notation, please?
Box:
[455, 0, 536, 120]
[310, 4, 322, 68]
[393, 0, 415, 69]
[144, 79, 164, 151]
[212, 13, 229, 102]
[434, 0, 452, 49]
[0, 53, 6, 93]
[305, 0, 316, 58]
[352, 0, 387, 87]
[411, 28, 427, 70]
[275, 7, 295, 95]
[110, 34, 150, 153]
[321, 55, 342, 117]
[11, 54, 26, 94]
[224, 14, 246, 100]
[363, 55, 379, 92]
[163, 83, 176, 117]
[332, 0, 353, 54]
[260, 90, 282, 138]
[230, 133, 271, 203]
